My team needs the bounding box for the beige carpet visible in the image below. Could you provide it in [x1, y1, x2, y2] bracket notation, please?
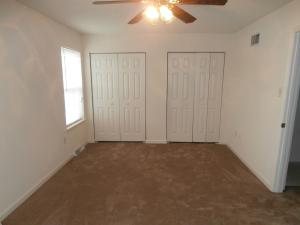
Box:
[3, 143, 300, 225]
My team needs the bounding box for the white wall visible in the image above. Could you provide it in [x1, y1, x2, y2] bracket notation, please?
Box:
[221, 0, 300, 191]
[0, 0, 88, 220]
[83, 33, 233, 143]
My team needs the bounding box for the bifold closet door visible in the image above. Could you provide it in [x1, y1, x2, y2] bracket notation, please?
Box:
[91, 54, 121, 141]
[206, 53, 224, 142]
[118, 54, 146, 141]
[167, 52, 224, 143]
[193, 53, 210, 142]
[167, 53, 195, 142]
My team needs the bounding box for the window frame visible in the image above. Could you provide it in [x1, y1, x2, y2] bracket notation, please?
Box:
[60, 47, 85, 130]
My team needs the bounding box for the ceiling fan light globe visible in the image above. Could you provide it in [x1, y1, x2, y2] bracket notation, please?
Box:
[159, 5, 174, 22]
[144, 5, 159, 22]
[168, 0, 179, 4]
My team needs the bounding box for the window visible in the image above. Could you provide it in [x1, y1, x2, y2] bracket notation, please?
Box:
[61, 47, 84, 128]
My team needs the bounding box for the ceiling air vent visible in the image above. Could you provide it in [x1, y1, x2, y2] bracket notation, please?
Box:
[251, 33, 260, 46]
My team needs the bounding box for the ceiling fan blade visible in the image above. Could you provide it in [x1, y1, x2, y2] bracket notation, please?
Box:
[128, 9, 145, 24]
[170, 5, 196, 23]
[179, 0, 227, 5]
[93, 0, 142, 5]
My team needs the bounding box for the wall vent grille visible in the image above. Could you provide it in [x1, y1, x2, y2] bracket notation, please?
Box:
[251, 33, 260, 46]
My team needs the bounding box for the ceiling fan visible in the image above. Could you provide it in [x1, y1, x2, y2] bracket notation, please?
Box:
[92, 0, 228, 24]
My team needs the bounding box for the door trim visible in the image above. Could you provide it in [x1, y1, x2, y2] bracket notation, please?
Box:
[274, 32, 300, 192]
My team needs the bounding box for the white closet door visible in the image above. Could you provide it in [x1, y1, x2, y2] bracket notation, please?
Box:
[91, 54, 120, 141]
[206, 53, 224, 142]
[118, 53, 145, 141]
[167, 53, 195, 142]
[193, 53, 210, 142]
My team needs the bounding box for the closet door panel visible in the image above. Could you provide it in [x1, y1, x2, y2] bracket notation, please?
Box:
[167, 53, 195, 142]
[206, 53, 224, 142]
[118, 53, 145, 141]
[91, 54, 120, 141]
[193, 53, 210, 142]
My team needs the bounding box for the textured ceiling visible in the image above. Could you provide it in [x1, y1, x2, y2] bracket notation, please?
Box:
[18, 0, 293, 34]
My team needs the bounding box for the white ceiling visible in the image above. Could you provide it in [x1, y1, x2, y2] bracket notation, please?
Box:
[18, 0, 292, 34]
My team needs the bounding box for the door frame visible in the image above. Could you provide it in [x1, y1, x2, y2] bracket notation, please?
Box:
[274, 32, 300, 192]
[166, 51, 226, 143]
[89, 52, 147, 142]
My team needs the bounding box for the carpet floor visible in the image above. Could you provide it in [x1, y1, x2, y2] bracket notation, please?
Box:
[3, 143, 300, 225]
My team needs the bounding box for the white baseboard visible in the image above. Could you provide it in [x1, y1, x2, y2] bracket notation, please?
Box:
[0, 155, 74, 221]
[145, 140, 168, 144]
[227, 144, 274, 192]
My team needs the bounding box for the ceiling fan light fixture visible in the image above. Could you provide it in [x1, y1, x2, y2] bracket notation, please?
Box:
[144, 5, 159, 22]
[159, 5, 174, 22]
[93, 0, 228, 25]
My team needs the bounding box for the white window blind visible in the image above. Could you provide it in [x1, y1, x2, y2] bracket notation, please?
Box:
[61, 47, 84, 128]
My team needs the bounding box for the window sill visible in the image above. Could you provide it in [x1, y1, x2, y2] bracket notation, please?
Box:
[66, 119, 85, 131]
